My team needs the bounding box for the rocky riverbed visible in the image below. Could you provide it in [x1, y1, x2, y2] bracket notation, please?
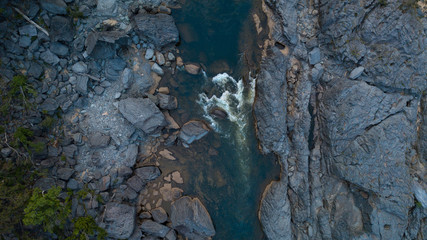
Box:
[0, 0, 426, 239]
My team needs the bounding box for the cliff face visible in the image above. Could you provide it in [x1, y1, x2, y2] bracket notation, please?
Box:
[255, 0, 427, 239]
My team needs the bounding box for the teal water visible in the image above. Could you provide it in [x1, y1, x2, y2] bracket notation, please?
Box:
[162, 0, 279, 239]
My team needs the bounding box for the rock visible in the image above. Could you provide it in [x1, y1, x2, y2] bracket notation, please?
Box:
[413, 182, 427, 208]
[140, 220, 170, 238]
[157, 93, 177, 110]
[121, 144, 138, 167]
[57, 168, 74, 180]
[75, 76, 88, 95]
[120, 68, 133, 90]
[34, 177, 56, 191]
[135, 166, 161, 182]
[171, 171, 183, 184]
[19, 25, 37, 37]
[88, 132, 110, 148]
[349, 66, 364, 80]
[40, 98, 58, 112]
[89, 41, 115, 59]
[118, 98, 167, 134]
[151, 63, 164, 76]
[170, 196, 215, 239]
[127, 176, 144, 192]
[105, 58, 126, 81]
[145, 49, 154, 60]
[1, 148, 12, 158]
[158, 87, 169, 94]
[179, 120, 209, 145]
[71, 61, 88, 74]
[159, 149, 176, 160]
[96, 0, 117, 16]
[151, 207, 168, 223]
[165, 230, 177, 240]
[133, 13, 179, 49]
[40, 0, 67, 15]
[28, 62, 43, 78]
[129, 63, 153, 95]
[156, 52, 165, 65]
[184, 63, 200, 75]
[308, 48, 321, 65]
[118, 166, 133, 178]
[67, 179, 79, 190]
[104, 203, 135, 239]
[50, 42, 69, 57]
[209, 107, 228, 119]
[50, 16, 74, 42]
[40, 50, 60, 65]
[176, 57, 183, 67]
[19, 36, 31, 48]
[167, 52, 175, 61]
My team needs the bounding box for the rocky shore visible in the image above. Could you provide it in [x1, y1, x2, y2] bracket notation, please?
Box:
[255, 0, 426, 239]
[0, 0, 215, 239]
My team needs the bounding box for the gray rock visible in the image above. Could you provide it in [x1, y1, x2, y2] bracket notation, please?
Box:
[129, 64, 153, 95]
[19, 25, 37, 37]
[62, 144, 77, 158]
[349, 66, 364, 80]
[127, 175, 144, 192]
[75, 76, 88, 95]
[170, 196, 215, 239]
[88, 132, 110, 148]
[157, 93, 177, 110]
[99, 175, 111, 191]
[89, 41, 115, 59]
[19, 36, 31, 48]
[140, 220, 170, 238]
[133, 13, 179, 49]
[145, 49, 154, 60]
[134, 166, 161, 182]
[413, 182, 427, 209]
[179, 120, 209, 145]
[57, 168, 74, 180]
[72, 61, 88, 74]
[118, 98, 167, 134]
[156, 52, 165, 65]
[151, 207, 168, 223]
[165, 230, 177, 240]
[151, 63, 164, 76]
[120, 68, 133, 90]
[40, 0, 67, 15]
[40, 50, 60, 65]
[34, 177, 56, 191]
[67, 179, 79, 190]
[28, 62, 43, 78]
[105, 58, 126, 81]
[50, 42, 69, 57]
[121, 144, 138, 167]
[50, 16, 74, 42]
[118, 166, 133, 178]
[94, 86, 104, 95]
[308, 48, 321, 65]
[1, 148, 12, 158]
[104, 203, 135, 239]
[167, 52, 175, 61]
[96, 0, 117, 16]
[40, 98, 59, 112]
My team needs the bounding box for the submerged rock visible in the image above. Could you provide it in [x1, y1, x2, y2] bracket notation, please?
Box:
[170, 196, 215, 239]
[133, 13, 179, 49]
[179, 120, 210, 145]
[118, 98, 167, 134]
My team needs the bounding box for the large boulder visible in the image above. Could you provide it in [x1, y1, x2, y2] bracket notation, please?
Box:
[134, 166, 161, 182]
[170, 196, 215, 239]
[179, 120, 209, 145]
[104, 203, 136, 239]
[140, 220, 170, 238]
[118, 98, 167, 134]
[50, 16, 74, 42]
[133, 13, 179, 49]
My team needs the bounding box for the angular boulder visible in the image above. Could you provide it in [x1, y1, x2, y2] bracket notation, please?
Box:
[170, 196, 215, 239]
[133, 13, 179, 49]
[104, 203, 136, 239]
[179, 120, 209, 145]
[50, 16, 74, 42]
[118, 98, 167, 134]
[40, 0, 67, 15]
[140, 220, 170, 238]
[134, 166, 161, 182]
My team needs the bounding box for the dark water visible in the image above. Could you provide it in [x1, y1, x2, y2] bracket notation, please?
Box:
[159, 0, 279, 239]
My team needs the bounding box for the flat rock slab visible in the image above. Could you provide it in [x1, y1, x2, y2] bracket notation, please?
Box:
[170, 196, 215, 239]
[179, 120, 209, 145]
[104, 203, 136, 239]
[133, 13, 179, 49]
[118, 98, 167, 134]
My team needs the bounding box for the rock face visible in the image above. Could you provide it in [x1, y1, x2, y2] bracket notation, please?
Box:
[179, 120, 210, 145]
[255, 0, 426, 239]
[170, 196, 215, 239]
[133, 13, 179, 49]
[118, 98, 167, 134]
[104, 203, 136, 239]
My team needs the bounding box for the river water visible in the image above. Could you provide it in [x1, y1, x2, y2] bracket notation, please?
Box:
[158, 0, 279, 239]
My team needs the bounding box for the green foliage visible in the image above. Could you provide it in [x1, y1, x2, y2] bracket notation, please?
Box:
[0, 125, 4, 134]
[13, 127, 45, 154]
[23, 187, 71, 234]
[66, 216, 107, 240]
[5, 75, 37, 111]
[67, 5, 86, 19]
[41, 116, 56, 129]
